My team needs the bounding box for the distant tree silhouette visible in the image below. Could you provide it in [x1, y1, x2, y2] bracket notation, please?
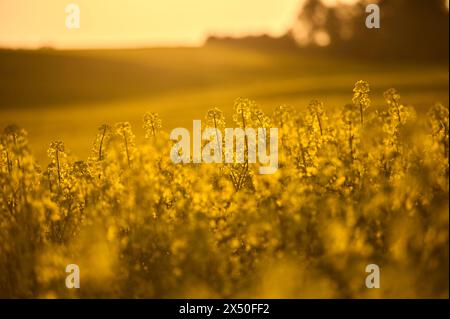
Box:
[291, 0, 330, 46]
[291, 0, 449, 60]
[206, 34, 298, 51]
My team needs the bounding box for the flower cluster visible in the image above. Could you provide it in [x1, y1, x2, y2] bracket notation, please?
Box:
[0, 82, 448, 298]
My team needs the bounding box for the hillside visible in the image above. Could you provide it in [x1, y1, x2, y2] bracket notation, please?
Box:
[0, 45, 448, 162]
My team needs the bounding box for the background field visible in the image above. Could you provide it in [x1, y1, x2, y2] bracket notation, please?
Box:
[0, 45, 448, 163]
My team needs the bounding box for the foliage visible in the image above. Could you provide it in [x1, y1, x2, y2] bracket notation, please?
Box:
[0, 82, 448, 298]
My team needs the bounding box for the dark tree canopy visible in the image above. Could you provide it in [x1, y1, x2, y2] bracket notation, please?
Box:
[291, 0, 449, 61]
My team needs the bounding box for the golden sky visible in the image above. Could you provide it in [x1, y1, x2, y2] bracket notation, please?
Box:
[0, 0, 308, 49]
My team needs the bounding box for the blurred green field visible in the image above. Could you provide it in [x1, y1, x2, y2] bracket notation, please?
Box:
[0, 45, 448, 163]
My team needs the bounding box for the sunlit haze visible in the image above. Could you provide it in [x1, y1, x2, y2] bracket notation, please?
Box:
[0, 0, 308, 49]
